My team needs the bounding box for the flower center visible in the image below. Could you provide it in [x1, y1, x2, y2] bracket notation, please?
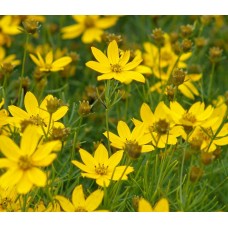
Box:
[95, 163, 108, 175]
[111, 64, 122, 73]
[84, 17, 95, 28]
[182, 112, 197, 124]
[18, 155, 32, 170]
[125, 140, 142, 159]
[154, 119, 170, 135]
[44, 64, 52, 71]
[0, 197, 12, 210]
[75, 206, 88, 212]
[29, 114, 46, 127]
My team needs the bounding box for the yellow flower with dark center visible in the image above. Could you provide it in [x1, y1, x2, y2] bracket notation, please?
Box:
[138, 197, 169, 212]
[0, 46, 21, 68]
[132, 102, 184, 148]
[169, 101, 216, 135]
[55, 185, 105, 212]
[29, 51, 72, 72]
[8, 91, 68, 136]
[72, 143, 134, 187]
[103, 120, 154, 153]
[86, 40, 146, 84]
[0, 125, 60, 194]
[61, 15, 118, 43]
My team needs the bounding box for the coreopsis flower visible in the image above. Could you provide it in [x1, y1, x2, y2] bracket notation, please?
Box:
[103, 120, 154, 158]
[72, 143, 134, 187]
[55, 185, 105, 212]
[8, 91, 68, 136]
[132, 102, 184, 148]
[29, 51, 72, 72]
[169, 101, 215, 134]
[61, 15, 119, 43]
[86, 40, 146, 84]
[28, 200, 61, 212]
[138, 198, 169, 212]
[188, 104, 228, 152]
[0, 125, 60, 194]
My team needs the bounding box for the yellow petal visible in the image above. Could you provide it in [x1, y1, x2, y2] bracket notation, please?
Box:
[52, 57, 72, 69]
[107, 150, 123, 169]
[72, 160, 94, 173]
[97, 73, 114, 81]
[103, 131, 125, 149]
[111, 166, 134, 180]
[91, 46, 110, 65]
[153, 198, 169, 212]
[95, 16, 118, 29]
[20, 125, 41, 156]
[16, 172, 33, 194]
[55, 196, 75, 212]
[118, 71, 145, 83]
[8, 105, 30, 119]
[27, 168, 46, 187]
[82, 28, 103, 43]
[52, 106, 69, 121]
[85, 189, 104, 211]
[119, 50, 130, 67]
[79, 148, 97, 167]
[123, 56, 142, 71]
[117, 120, 131, 140]
[107, 40, 119, 65]
[45, 51, 53, 65]
[34, 154, 57, 167]
[86, 61, 111, 73]
[178, 84, 195, 100]
[141, 145, 155, 152]
[72, 185, 86, 209]
[138, 198, 153, 212]
[96, 177, 110, 187]
[0, 158, 16, 168]
[0, 135, 22, 161]
[94, 144, 109, 165]
[61, 24, 84, 39]
[140, 103, 155, 124]
[30, 54, 42, 67]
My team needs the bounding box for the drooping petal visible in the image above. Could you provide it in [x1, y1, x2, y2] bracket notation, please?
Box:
[86, 61, 111, 73]
[117, 120, 131, 140]
[82, 28, 103, 43]
[72, 185, 86, 209]
[103, 131, 125, 149]
[123, 57, 142, 71]
[85, 189, 104, 212]
[97, 73, 114, 81]
[0, 135, 22, 161]
[94, 144, 109, 165]
[107, 40, 119, 65]
[27, 167, 46, 187]
[55, 196, 75, 212]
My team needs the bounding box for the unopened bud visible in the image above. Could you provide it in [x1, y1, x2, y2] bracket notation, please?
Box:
[22, 19, 40, 34]
[151, 28, 165, 46]
[46, 97, 63, 114]
[172, 68, 186, 86]
[190, 166, 204, 182]
[181, 39, 193, 53]
[125, 140, 142, 159]
[180, 24, 194, 38]
[78, 100, 91, 116]
[209, 47, 223, 63]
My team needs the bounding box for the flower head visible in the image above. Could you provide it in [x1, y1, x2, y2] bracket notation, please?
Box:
[55, 184, 105, 212]
[0, 125, 60, 194]
[8, 91, 68, 136]
[29, 51, 72, 72]
[86, 40, 146, 84]
[72, 143, 134, 187]
[61, 15, 118, 43]
[103, 120, 154, 155]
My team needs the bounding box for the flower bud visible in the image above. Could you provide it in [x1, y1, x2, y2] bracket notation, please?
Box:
[172, 68, 186, 86]
[190, 166, 204, 182]
[78, 100, 91, 116]
[22, 19, 40, 34]
[180, 24, 194, 38]
[151, 28, 165, 47]
[209, 47, 223, 63]
[125, 140, 142, 159]
[181, 39, 193, 53]
[46, 97, 63, 114]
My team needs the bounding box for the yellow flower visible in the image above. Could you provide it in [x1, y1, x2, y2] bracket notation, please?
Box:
[138, 198, 169, 212]
[61, 15, 118, 43]
[8, 91, 68, 136]
[29, 51, 72, 72]
[86, 40, 146, 84]
[0, 125, 60, 194]
[104, 120, 154, 154]
[72, 143, 134, 187]
[132, 102, 184, 148]
[55, 184, 105, 212]
[169, 101, 216, 135]
[0, 99, 9, 128]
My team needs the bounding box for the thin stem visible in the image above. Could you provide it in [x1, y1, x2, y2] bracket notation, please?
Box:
[18, 33, 30, 106]
[208, 63, 216, 102]
[105, 108, 111, 156]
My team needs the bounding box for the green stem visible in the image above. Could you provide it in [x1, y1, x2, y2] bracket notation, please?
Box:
[105, 108, 111, 156]
[18, 33, 30, 106]
[208, 63, 216, 102]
